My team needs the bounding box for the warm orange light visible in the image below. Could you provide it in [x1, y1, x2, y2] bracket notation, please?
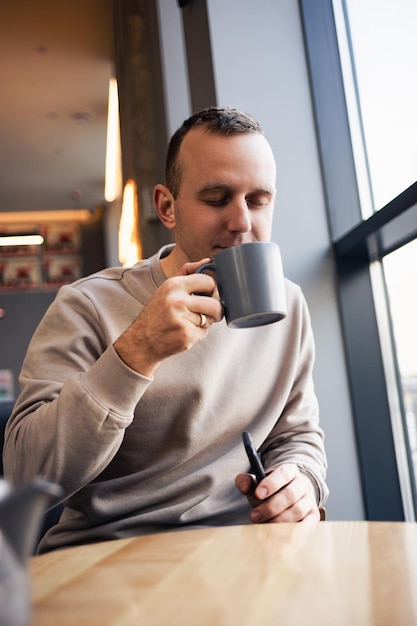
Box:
[0, 210, 93, 223]
[118, 180, 142, 266]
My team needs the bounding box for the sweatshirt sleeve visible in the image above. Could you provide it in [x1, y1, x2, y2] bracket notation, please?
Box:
[260, 287, 329, 506]
[3, 283, 152, 496]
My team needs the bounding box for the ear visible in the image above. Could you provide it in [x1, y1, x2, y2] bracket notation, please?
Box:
[153, 184, 176, 230]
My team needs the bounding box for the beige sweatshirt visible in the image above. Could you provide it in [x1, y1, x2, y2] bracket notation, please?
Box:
[4, 245, 328, 553]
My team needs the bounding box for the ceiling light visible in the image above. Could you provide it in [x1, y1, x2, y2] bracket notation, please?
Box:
[0, 234, 44, 247]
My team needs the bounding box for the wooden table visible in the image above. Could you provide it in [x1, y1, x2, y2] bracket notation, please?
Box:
[29, 522, 417, 625]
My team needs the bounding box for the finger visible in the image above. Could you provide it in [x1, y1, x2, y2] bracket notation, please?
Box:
[254, 463, 298, 501]
[235, 473, 257, 496]
[193, 313, 210, 329]
[189, 293, 223, 323]
[251, 486, 318, 524]
[177, 259, 212, 276]
[188, 273, 217, 297]
[265, 503, 320, 524]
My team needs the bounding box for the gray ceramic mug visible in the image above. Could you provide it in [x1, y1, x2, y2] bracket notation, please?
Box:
[196, 241, 287, 328]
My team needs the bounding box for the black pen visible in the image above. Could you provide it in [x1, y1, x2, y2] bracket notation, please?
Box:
[242, 431, 266, 484]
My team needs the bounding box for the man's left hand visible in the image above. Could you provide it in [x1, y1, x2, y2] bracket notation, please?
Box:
[235, 463, 320, 523]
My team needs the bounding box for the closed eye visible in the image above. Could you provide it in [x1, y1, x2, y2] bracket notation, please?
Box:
[197, 186, 274, 209]
[198, 186, 231, 207]
[246, 191, 274, 208]
[204, 197, 229, 207]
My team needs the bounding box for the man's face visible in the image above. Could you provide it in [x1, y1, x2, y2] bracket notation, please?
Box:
[170, 128, 277, 264]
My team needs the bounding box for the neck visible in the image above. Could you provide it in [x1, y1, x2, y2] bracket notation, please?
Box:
[160, 245, 185, 277]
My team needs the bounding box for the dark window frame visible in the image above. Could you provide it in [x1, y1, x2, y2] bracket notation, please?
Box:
[299, 0, 417, 519]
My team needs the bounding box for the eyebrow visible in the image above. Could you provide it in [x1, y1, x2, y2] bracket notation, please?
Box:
[197, 183, 230, 194]
[197, 183, 275, 196]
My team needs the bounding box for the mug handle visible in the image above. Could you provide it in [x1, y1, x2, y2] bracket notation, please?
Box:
[195, 262, 224, 307]
[195, 262, 216, 275]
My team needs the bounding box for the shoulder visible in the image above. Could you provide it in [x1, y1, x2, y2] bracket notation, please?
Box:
[69, 245, 170, 296]
[284, 277, 308, 310]
[73, 262, 148, 286]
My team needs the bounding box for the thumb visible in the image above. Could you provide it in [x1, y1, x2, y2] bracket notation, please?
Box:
[177, 258, 212, 276]
[235, 473, 256, 495]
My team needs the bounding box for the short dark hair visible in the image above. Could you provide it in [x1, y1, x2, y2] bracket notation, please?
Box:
[165, 106, 265, 198]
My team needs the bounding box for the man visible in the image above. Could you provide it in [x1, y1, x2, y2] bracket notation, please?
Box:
[4, 106, 328, 553]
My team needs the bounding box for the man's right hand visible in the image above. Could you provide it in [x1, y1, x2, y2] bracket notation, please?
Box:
[113, 261, 223, 377]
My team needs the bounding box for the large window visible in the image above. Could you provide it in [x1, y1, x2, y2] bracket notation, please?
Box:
[384, 241, 417, 486]
[336, 0, 417, 214]
[300, 0, 417, 519]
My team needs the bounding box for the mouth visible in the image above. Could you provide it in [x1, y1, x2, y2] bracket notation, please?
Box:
[212, 245, 232, 256]
[212, 240, 251, 254]
[213, 241, 242, 252]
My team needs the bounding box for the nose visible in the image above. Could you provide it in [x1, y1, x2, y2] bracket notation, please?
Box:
[227, 198, 251, 233]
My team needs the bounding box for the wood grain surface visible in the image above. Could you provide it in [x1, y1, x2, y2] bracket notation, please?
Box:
[29, 522, 417, 625]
